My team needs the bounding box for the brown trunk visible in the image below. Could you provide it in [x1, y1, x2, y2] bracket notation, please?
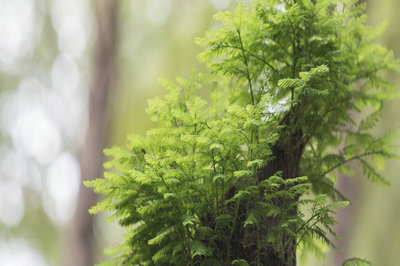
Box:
[331, 1, 366, 264]
[65, 1, 118, 265]
[227, 111, 305, 266]
[331, 173, 359, 266]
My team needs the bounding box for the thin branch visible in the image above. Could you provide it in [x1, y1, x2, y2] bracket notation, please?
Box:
[237, 29, 255, 105]
[216, 44, 279, 74]
[316, 151, 382, 180]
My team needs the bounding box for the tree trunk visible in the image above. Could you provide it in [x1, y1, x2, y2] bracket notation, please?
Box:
[331, 1, 366, 264]
[65, 1, 118, 265]
[228, 111, 305, 265]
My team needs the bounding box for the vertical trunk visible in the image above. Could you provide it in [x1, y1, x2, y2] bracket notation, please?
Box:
[331, 1, 366, 264]
[228, 112, 305, 266]
[65, 1, 118, 265]
[331, 174, 359, 265]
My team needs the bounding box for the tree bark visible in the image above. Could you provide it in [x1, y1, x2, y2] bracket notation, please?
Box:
[227, 110, 305, 266]
[65, 1, 118, 265]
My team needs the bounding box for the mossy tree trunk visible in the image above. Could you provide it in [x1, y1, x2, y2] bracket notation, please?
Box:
[227, 112, 305, 266]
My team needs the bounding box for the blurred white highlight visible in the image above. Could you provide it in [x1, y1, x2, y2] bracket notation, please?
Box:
[12, 107, 62, 165]
[51, 0, 90, 59]
[0, 182, 24, 226]
[0, 0, 35, 68]
[44, 152, 81, 224]
[0, 239, 47, 266]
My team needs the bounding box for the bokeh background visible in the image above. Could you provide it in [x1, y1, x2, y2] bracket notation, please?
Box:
[0, 0, 398, 265]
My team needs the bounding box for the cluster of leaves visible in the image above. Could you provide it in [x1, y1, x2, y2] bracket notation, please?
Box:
[86, 0, 399, 265]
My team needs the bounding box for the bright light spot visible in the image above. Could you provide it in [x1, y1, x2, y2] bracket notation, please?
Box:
[0, 239, 47, 266]
[275, 3, 286, 12]
[1, 78, 41, 134]
[2, 78, 63, 165]
[51, 0, 89, 59]
[0, 0, 35, 67]
[11, 106, 62, 165]
[51, 53, 81, 99]
[57, 15, 88, 58]
[146, 0, 172, 26]
[50, 53, 87, 146]
[44, 152, 81, 224]
[0, 150, 42, 192]
[51, 0, 87, 31]
[265, 98, 289, 115]
[211, 0, 232, 10]
[0, 182, 24, 226]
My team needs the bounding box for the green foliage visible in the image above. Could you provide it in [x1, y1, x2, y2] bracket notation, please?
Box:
[86, 0, 399, 265]
[342, 257, 372, 266]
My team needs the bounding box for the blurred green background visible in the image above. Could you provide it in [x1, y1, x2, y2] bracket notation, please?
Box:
[0, 0, 398, 265]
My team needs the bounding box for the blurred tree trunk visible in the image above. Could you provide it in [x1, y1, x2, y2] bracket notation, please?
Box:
[65, 1, 118, 265]
[331, 2, 366, 265]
